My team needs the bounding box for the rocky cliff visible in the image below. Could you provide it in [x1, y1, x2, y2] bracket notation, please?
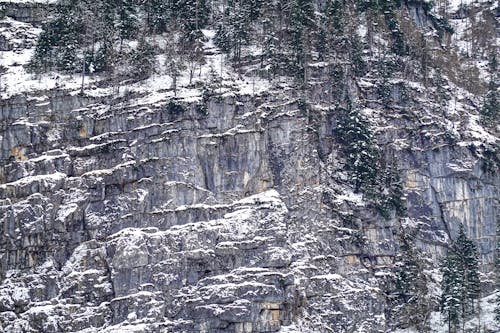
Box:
[0, 1, 498, 332]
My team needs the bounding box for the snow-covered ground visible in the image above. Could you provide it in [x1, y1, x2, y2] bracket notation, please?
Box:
[395, 292, 499, 333]
[0, 13, 272, 104]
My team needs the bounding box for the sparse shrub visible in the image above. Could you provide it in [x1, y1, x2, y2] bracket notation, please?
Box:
[195, 102, 208, 116]
[166, 100, 186, 116]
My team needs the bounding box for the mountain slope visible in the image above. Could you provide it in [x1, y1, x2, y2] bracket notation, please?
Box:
[0, 0, 498, 332]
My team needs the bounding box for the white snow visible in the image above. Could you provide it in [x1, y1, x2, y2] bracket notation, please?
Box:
[467, 115, 498, 143]
[395, 292, 499, 333]
[2, 0, 57, 3]
[0, 172, 66, 189]
[333, 190, 364, 205]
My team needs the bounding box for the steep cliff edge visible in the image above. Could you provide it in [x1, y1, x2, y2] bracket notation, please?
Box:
[0, 1, 498, 332]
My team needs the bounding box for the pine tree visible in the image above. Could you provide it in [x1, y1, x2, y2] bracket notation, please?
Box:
[349, 33, 367, 77]
[214, 23, 231, 54]
[441, 250, 463, 333]
[377, 160, 406, 218]
[391, 229, 430, 331]
[130, 37, 156, 79]
[495, 218, 500, 326]
[259, 0, 285, 79]
[214, 1, 252, 66]
[30, 1, 82, 72]
[227, 0, 251, 64]
[319, 0, 346, 59]
[176, 0, 211, 32]
[289, 0, 315, 83]
[261, 20, 281, 79]
[335, 104, 379, 193]
[481, 53, 498, 126]
[144, 0, 170, 33]
[440, 224, 482, 332]
[324, 0, 345, 34]
[116, 0, 139, 42]
[0, 65, 7, 93]
[376, 57, 394, 107]
[455, 224, 481, 316]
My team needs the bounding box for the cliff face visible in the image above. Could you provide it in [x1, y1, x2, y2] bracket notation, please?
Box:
[0, 1, 498, 332]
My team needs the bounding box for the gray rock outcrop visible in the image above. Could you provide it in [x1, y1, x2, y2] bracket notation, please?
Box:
[0, 0, 497, 332]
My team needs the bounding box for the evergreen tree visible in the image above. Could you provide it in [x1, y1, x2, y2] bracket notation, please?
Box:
[357, 0, 406, 55]
[318, 0, 346, 59]
[227, 0, 251, 64]
[0, 65, 7, 93]
[441, 250, 463, 333]
[214, 1, 252, 65]
[116, 0, 139, 42]
[30, 1, 82, 72]
[130, 37, 156, 79]
[440, 224, 481, 332]
[289, 0, 315, 83]
[324, 0, 345, 34]
[261, 20, 281, 79]
[259, 0, 286, 79]
[495, 218, 500, 326]
[29, 0, 128, 73]
[349, 33, 367, 76]
[175, 0, 211, 32]
[144, 0, 170, 33]
[455, 224, 481, 315]
[335, 104, 379, 193]
[481, 53, 498, 126]
[377, 160, 406, 218]
[391, 229, 430, 331]
[376, 56, 394, 107]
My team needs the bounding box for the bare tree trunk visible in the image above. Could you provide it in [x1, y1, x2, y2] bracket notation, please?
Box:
[172, 73, 177, 96]
[81, 60, 85, 95]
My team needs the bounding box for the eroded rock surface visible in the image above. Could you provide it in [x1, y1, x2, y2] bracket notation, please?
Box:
[0, 0, 498, 332]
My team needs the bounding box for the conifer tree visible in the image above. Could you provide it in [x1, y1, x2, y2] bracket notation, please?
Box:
[495, 218, 500, 326]
[481, 53, 498, 126]
[175, 0, 211, 32]
[440, 224, 481, 332]
[130, 37, 156, 79]
[290, 0, 315, 83]
[0, 65, 7, 93]
[116, 0, 139, 42]
[377, 160, 406, 218]
[214, 0, 252, 66]
[392, 229, 430, 331]
[441, 250, 463, 333]
[144, 0, 170, 33]
[335, 104, 379, 193]
[324, 0, 345, 34]
[318, 0, 346, 59]
[228, 0, 251, 64]
[259, 0, 286, 79]
[455, 224, 481, 315]
[30, 1, 82, 72]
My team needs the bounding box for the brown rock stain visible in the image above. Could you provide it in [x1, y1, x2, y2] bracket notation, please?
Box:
[10, 146, 26, 161]
[346, 255, 359, 265]
[270, 309, 280, 321]
[79, 126, 87, 138]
